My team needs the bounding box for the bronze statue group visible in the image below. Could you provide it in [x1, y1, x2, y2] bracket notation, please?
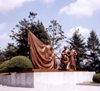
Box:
[60, 46, 77, 71]
[26, 28, 77, 71]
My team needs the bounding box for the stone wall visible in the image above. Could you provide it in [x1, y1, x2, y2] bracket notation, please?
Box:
[0, 72, 95, 88]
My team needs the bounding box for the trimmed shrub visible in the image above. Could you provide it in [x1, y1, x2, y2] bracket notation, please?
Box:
[0, 60, 9, 73]
[93, 73, 100, 83]
[8, 56, 34, 72]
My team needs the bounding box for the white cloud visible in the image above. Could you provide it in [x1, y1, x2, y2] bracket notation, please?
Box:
[39, 0, 55, 8]
[0, 23, 6, 31]
[59, 0, 100, 17]
[0, 33, 10, 40]
[66, 26, 90, 38]
[0, 0, 34, 14]
[40, 0, 55, 4]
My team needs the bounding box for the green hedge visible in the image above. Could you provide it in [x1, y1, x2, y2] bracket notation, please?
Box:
[8, 56, 34, 72]
[0, 60, 9, 73]
[93, 73, 100, 83]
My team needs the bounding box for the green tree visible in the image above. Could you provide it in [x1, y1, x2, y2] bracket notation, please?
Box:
[10, 12, 51, 58]
[0, 48, 3, 63]
[46, 20, 66, 52]
[87, 30, 100, 53]
[0, 43, 18, 61]
[4, 43, 18, 60]
[30, 20, 51, 45]
[87, 30, 100, 71]
[67, 29, 86, 65]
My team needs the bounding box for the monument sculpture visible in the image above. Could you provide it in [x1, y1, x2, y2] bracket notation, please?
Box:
[26, 28, 57, 69]
[60, 46, 77, 71]
[59, 46, 70, 70]
[69, 45, 77, 71]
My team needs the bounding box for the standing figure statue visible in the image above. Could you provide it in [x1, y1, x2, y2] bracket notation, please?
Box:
[43, 40, 57, 68]
[69, 46, 77, 71]
[60, 46, 70, 70]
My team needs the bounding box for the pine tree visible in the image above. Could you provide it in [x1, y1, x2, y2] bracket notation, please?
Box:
[67, 29, 86, 65]
[87, 30, 100, 72]
[87, 30, 100, 53]
[10, 12, 51, 58]
[46, 20, 66, 52]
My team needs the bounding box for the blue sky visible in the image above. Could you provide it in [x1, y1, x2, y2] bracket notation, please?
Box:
[0, 0, 100, 49]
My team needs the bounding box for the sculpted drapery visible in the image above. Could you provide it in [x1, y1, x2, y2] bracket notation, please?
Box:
[26, 28, 57, 69]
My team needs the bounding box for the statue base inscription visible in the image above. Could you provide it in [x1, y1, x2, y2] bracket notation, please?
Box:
[0, 70, 95, 88]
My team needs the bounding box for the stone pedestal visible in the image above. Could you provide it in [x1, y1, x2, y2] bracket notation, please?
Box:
[0, 70, 95, 88]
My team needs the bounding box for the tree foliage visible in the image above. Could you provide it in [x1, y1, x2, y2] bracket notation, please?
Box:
[46, 20, 66, 51]
[67, 29, 86, 65]
[87, 30, 100, 53]
[87, 30, 100, 72]
[0, 43, 18, 61]
[10, 12, 51, 58]
[30, 20, 51, 44]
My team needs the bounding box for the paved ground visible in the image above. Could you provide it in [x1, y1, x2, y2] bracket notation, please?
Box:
[0, 85, 100, 91]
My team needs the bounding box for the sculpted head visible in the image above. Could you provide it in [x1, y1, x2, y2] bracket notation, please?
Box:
[46, 40, 49, 45]
[64, 46, 67, 50]
[70, 45, 73, 49]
